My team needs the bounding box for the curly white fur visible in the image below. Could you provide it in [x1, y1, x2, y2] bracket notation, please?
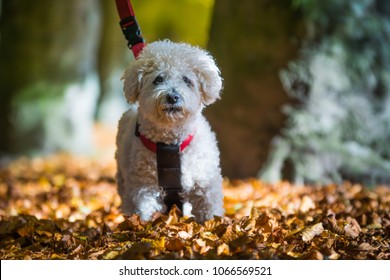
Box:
[116, 40, 224, 223]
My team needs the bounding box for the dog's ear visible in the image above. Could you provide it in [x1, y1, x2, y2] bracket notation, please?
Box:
[195, 53, 223, 106]
[122, 62, 142, 104]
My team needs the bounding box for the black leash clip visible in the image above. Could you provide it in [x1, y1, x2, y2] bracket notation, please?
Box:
[119, 16, 145, 49]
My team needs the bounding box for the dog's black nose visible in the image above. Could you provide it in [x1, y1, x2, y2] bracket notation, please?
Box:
[166, 92, 181, 104]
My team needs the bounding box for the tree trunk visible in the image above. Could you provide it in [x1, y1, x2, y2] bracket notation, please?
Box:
[206, 0, 301, 178]
[259, 0, 390, 185]
[96, 0, 130, 125]
[0, 0, 101, 155]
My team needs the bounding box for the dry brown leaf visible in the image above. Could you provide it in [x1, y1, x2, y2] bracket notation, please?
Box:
[358, 242, 378, 251]
[344, 218, 361, 238]
[1, 154, 390, 260]
[302, 222, 324, 242]
[217, 243, 230, 256]
[299, 195, 316, 212]
[16, 222, 35, 238]
[326, 215, 345, 235]
[165, 238, 184, 251]
[178, 230, 191, 240]
[166, 206, 181, 225]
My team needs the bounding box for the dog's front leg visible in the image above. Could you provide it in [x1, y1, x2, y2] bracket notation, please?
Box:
[136, 186, 165, 220]
[122, 185, 164, 220]
[189, 181, 224, 223]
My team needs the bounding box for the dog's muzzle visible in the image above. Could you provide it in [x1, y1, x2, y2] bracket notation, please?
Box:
[166, 91, 181, 105]
[161, 91, 183, 114]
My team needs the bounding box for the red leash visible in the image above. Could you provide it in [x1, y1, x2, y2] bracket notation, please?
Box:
[115, 0, 146, 58]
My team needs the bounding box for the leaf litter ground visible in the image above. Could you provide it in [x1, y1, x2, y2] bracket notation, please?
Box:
[0, 154, 389, 260]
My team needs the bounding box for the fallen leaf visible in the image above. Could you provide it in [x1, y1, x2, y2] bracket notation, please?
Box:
[344, 218, 361, 238]
[165, 238, 184, 251]
[217, 243, 230, 256]
[1, 154, 390, 260]
[299, 195, 316, 212]
[358, 243, 378, 251]
[178, 231, 192, 240]
[302, 222, 324, 242]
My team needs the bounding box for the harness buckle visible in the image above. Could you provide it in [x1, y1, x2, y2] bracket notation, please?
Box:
[119, 16, 145, 49]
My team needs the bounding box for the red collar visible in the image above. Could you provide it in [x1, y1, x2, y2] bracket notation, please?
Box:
[135, 123, 194, 153]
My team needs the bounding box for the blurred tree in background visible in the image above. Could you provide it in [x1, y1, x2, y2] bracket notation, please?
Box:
[1, 0, 389, 185]
[0, 0, 101, 155]
[207, 0, 302, 178]
[260, 0, 390, 185]
[96, 0, 130, 126]
[0, 0, 213, 157]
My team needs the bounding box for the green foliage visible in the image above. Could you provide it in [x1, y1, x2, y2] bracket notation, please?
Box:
[9, 82, 65, 154]
[297, 0, 390, 88]
[132, 0, 215, 47]
[261, 0, 390, 185]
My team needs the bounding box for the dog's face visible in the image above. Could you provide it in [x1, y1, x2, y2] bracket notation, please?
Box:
[122, 40, 222, 125]
[135, 62, 203, 124]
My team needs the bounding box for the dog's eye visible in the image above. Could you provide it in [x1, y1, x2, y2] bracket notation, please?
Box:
[182, 76, 193, 87]
[153, 76, 164, 85]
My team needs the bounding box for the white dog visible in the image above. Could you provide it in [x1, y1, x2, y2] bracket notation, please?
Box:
[115, 40, 224, 223]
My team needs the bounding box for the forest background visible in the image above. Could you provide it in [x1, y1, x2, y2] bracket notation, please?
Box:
[1, 0, 390, 185]
[0, 0, 389, 260]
